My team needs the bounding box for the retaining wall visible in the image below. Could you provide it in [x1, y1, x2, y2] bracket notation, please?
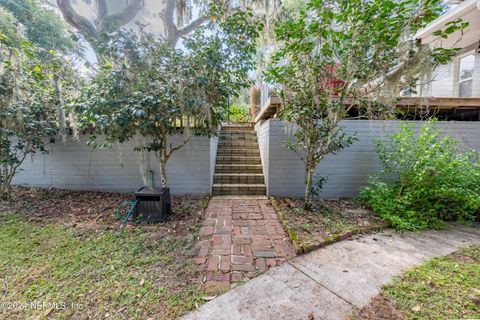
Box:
[256, 119, 480, 199]
[13, 135, 217, 195]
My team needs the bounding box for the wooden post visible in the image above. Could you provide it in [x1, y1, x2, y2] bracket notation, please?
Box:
[249, 86, 256, 126]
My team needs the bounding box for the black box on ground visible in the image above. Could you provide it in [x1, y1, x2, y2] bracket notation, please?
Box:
[134, 187, 171, 223]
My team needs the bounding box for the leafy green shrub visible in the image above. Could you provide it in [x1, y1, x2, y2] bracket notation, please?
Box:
[358, 121, 480, 230]
[228, 103, 250, 123]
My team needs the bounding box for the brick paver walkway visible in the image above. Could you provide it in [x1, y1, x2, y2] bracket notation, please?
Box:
[195, 197, 296, 293]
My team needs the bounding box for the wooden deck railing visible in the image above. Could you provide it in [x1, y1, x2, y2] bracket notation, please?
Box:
[254, 96, 282, 124]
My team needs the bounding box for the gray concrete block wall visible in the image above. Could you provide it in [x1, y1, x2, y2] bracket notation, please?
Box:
[14, 134, 214, 195]
[257, 119, 480, 199]
[255, 121, 270, 194]
[209, 136, 219, 194]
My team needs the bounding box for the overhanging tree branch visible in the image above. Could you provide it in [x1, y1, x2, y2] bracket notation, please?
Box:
[56, 0, 97, 41]
[96, 0, 108, 27]
[100, 0, 144, 33]
[177, 16, 209, 37]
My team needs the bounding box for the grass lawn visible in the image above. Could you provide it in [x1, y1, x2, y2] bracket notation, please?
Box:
[354, 245, 480, 320]
[271, 198, 388, 253]
[0, 187, 209, 319]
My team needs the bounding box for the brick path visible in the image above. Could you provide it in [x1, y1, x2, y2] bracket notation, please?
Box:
[195, 197, 296, 293]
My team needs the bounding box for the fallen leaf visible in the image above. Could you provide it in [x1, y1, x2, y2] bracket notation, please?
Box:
[411, 304, 421, 312]
[203, 296, 216, 301]
[140, 278, 145, 286]
[43, 308, 53, 317]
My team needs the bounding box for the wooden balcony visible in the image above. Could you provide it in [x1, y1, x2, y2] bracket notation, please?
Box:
[253, 96, 480, 123]
[396, 97, 480, 109]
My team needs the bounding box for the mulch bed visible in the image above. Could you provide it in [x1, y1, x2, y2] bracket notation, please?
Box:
[1, 186, 208, 237]
[271, 197, 389, 254]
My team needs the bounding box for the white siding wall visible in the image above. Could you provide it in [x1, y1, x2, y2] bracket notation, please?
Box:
[14, 135, 217, 195]
[429, 63, 455, 96]
[425, 52, 480, 97]
[473, 53, 480, 97]
[257, 119, 480, 199]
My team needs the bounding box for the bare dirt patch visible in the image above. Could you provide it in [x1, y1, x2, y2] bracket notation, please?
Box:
[351, 296, 404, 320]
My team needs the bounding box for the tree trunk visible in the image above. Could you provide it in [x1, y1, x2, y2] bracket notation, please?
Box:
[0, 186, 9, 201]
[159, 159, 168, 188]
[0, 168, 7, 200]
[155, 148, 168, 188]
[304, 165, 314, 210]
[53, 74, 67, 142]
[1, 163, 17, 201]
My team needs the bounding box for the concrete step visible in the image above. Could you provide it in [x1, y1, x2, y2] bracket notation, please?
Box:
[216, 156, 262, 165]
[221, 128, 255, 134]
[220, 129, 256, 134]
[220, 135, 257, 140]
[215, 164, 263, 174]
[212, 183, 266, 196]
[221, 125, 253, 130]
[214, 173, 265, 184]
[217, 149, 260, 156]
[218, 141, 259, 148]
[219, 135, 257, 142]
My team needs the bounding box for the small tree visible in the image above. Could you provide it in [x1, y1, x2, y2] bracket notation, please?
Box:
[0, 26, 58, 199]
[71, 8, 260, 188]
[265, 0, 466, 209]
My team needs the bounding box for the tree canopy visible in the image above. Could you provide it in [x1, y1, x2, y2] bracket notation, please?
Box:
[0, 0, 78, 55]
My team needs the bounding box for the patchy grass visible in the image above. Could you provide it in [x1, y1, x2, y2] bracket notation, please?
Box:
[0, 187, 209, 319]
[353, 245, 480, 320]
[272, 198, 388, 253]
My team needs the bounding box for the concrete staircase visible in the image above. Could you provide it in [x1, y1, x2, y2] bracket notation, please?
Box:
[212, 125, 266, 196]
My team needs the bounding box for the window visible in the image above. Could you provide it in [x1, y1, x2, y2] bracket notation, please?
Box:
[458, 54, 475, 97]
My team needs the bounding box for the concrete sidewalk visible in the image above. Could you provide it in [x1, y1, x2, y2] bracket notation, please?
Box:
[182, 224, 480, 320]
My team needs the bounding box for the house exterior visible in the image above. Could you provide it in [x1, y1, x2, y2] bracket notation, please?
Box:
[415, 0, 480, 97]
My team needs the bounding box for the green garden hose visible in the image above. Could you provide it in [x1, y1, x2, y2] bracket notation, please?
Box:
[115, 199, 140, 226]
